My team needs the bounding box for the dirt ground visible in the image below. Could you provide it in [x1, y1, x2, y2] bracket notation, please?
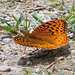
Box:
[0, 0, 75, 75]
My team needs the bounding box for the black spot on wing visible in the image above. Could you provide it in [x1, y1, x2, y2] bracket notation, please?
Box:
[53, 25, 56, 27]
[51, 21, 57, 24]
[42, 24, 45, 27]
[52, 32, 54, 35]
[51, 27, 54, 30]
[49, 29, 52, 32]
[56, 27, 59, 29]
[45, 22, 52, 25]
[56, 30, 58, 32]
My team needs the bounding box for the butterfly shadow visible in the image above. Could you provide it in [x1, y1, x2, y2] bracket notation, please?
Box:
[18, 44, 71, 66]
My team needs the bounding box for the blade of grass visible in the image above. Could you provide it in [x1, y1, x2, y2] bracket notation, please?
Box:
[46, 70, 51, 75]
[22, 68, 31, 75]
[70, 19, 75, 25]
[33, 24, 37, 29]
[32, 12, 45, 24]
[0, 18, 11, 27]
[67, 23, 75, 28]
[70, 15, 75, 20]
[72, 25, 75, 37]
[28, 20, 31, 28]
[5, 26, 14, 31]
[18, 9, 23, 16]
[12, 14, 18, 22]
[25, 16, 28, 30]
[21, 24, 26, 28]
[48, 0, 58, 2]
[60, 3, 63, 11]
[15, 12, 23, 29]
[65, 5, 74, 20]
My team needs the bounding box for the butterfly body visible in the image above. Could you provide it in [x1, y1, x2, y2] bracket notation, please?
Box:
[14, 20, 69, 49]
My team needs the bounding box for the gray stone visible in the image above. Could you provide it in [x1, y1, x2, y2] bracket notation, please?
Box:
[9, 73, 18, 75]
[67, 33, 74, 39]
[63, 8, 72, 11]
[70, 59, 75, 66]
[59, 11, 68, 14]
[51, 17, 58, 20]
[0, 38, 2, 41]
[0, 13, 8, 18]
[3, 38, 12, 43]
[0, 34, 12, 39]
[27, 61, 32, 65]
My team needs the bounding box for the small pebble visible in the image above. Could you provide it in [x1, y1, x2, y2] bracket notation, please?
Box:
[67, 33, 74, 39]
[0, 13, 7, 18]
[9, 73, 18, 75]
[0, 38, 2, 41]
[0, 42, 5, 45]
[59, 11, 68, 14]
[0, 67, 11, 72]
[70, 47, 75, 50]
[3, 38, 12, 43]
[35, 68, 40, 72]
[63, 8, 72, 11]
[58, 57, 65, 60]
[69, 40, 74, 44]
[71, 50, 75, 55]
[47, 7, 52, 11]
[18, 57, 26, 65]
[1, 57, 7, 62]
[27, 61, 32, 65]
[51, 17, 58, 20]
[0, 34, 12, 39]
[70, 59, 75, 66]
[14, 52, 18, 55]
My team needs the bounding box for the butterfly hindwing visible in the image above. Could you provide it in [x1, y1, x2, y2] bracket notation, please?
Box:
[14, 34, 57, 49]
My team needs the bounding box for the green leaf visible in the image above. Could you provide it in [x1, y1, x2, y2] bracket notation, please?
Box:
[0, 18, 11, 27]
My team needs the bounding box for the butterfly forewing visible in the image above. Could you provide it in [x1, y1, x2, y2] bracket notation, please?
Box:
[32, 20, 67, 35]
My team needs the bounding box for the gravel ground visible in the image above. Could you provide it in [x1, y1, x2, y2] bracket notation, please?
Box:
[0, 0, 75, 75]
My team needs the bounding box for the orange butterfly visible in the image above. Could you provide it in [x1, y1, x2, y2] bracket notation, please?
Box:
[14, 20, 69, 49]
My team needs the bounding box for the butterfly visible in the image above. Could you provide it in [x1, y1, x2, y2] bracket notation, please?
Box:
[14, 20, 69, 49]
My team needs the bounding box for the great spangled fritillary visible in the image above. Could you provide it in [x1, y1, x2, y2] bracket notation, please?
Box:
[14, 20, 69, 49]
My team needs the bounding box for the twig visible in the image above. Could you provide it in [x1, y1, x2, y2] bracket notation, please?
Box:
[39, 57, 64, 73]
